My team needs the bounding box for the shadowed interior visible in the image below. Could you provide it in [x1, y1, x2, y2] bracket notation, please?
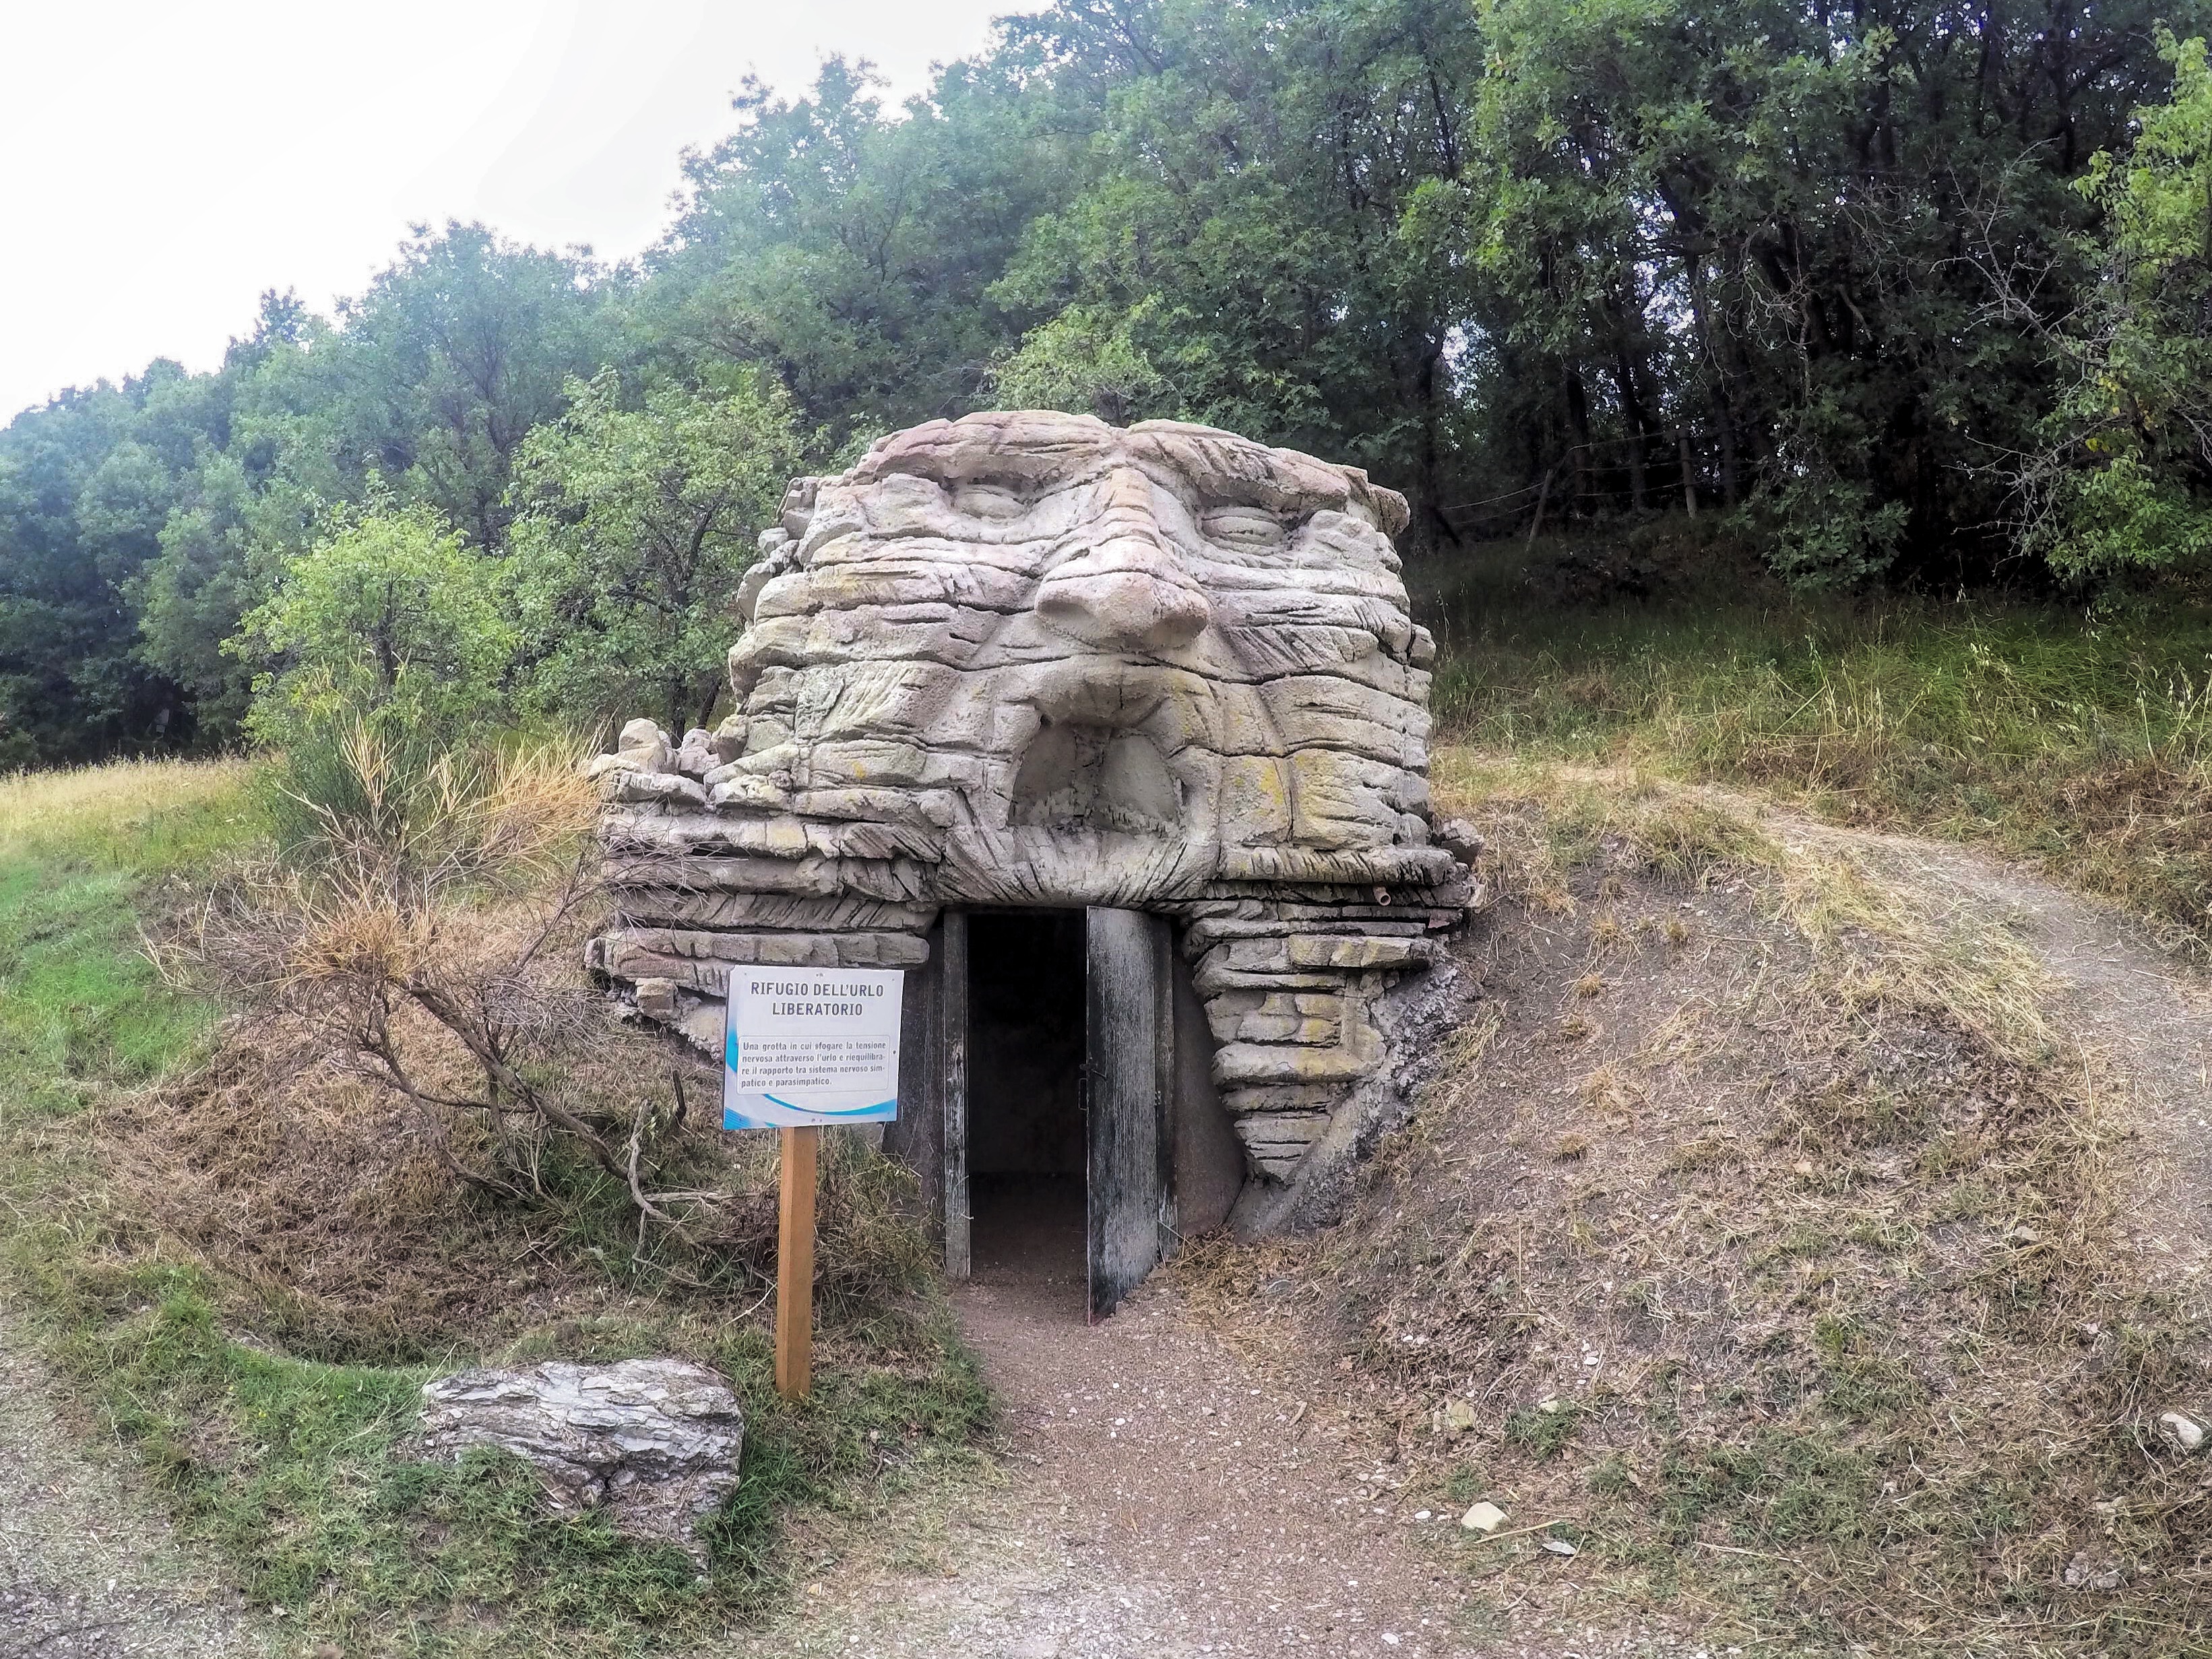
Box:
[967, 909, 1088, 1301]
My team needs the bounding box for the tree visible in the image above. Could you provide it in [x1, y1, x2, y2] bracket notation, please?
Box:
[509, 369, 805, 733]
[232, 503, 517, 749]
[2021, 32, 2212, 580]
[321, 223, 621, 548]
[644, 57, 1073, 445]
[0, 368, 214, 766]
[991, 0, 1486, 541]
[992, 299, 1176, 425]
[1453, 0, 2201, 582]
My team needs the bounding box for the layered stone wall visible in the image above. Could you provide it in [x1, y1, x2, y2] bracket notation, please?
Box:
[586, 411, 1480, 1185]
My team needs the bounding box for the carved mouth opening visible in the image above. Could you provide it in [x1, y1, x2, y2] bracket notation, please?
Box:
[1009, 721, 1183, 834]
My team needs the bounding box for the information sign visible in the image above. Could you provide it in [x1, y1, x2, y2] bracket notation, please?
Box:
[722, 968, 904, 1130]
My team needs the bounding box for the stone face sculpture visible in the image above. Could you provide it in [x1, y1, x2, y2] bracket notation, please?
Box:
[586, 411, 1479, 1185]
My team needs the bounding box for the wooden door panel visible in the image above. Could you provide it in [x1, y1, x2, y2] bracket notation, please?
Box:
[1085, 906, 1169, 1319]
[941, 910, 970, 1280]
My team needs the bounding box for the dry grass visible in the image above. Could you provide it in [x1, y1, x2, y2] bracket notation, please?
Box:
[1178, 761, 2209, 1656]
[0, 753, 257, 871]
[141, 732, 935, 1356]
[0, 744, 984, 1657]
[1418, 547, 2212, 953]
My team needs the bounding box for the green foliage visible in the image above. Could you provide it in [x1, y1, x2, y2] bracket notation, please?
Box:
[0, 367, 215, 765]
[509, 369, 804, 732]
[1453, 0, 2202, 582]
[646, 59, 1067, 447]
[234, 503, 517, 749]
[323, 224, 623, 550]
[14, 5, 2212, 763]
[990, 0, 1482, 517]
[2032, 32, 2212, 577]
[992, 299, 1176, 427]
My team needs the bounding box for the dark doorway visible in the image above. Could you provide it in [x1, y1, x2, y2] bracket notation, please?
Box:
[966, 910, 1087, 1303]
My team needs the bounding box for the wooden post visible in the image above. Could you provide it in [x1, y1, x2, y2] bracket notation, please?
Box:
[776, 1125, 819, 1400]
[1524, 464, 1555, 551]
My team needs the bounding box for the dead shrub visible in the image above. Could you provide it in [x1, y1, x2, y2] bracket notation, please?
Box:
[139, 722, 937, 1354]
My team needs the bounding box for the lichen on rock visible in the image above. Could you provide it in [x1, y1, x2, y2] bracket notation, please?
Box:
[410, 1358, 743, 1567]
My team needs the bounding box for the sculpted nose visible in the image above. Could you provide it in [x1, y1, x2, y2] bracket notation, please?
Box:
[1036, 468, 1211, 653]
[1038, 542, 1211, 652]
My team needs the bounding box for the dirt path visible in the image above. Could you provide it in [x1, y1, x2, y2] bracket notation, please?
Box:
[740, 1257, 1701, 1659]
[0, 1317, 266, 1659]
[1762, 812, 2212, 1291]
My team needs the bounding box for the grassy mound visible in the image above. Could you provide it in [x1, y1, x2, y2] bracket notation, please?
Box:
[1184, 759, 2210, 1656]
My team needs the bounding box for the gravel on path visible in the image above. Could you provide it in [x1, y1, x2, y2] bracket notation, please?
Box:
[737, 1263, 1695, 1659]
[0, 1316, 267, 1659]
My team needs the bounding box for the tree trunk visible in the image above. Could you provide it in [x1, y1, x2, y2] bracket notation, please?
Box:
[1565, 369, 1593, 522]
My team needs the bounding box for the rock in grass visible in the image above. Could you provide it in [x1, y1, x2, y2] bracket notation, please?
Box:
[411, 1358, 742, 1568]
[2158, 1410, 2209, 1454]
[2064, 1549, 2125, 1591]
[1460, 1501, 1508, 1534]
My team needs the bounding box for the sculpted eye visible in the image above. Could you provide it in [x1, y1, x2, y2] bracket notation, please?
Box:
[1201, 506, 1287, 548]
[951, 483, 1027, 520]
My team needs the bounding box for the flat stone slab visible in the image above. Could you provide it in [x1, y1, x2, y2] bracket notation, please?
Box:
[412, 1357, 743, 1567]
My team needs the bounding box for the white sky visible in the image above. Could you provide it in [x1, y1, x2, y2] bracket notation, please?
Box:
[0, 0, 1011, 418]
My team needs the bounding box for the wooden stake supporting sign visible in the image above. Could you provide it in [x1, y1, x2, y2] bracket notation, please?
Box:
[722, 966, 905, 1404]
[775, 1125, 819, 1400]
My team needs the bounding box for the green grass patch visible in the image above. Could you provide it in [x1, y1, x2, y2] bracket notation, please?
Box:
[6, 1249, 985, 1655]
[1503, 1398, 1581, 1460]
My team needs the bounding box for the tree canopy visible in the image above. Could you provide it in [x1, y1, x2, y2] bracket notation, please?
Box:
[9, 0, 2212, 765]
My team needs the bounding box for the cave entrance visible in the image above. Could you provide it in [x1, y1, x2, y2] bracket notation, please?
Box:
[929, 904, 1246, 1321]
[963, 909, 1089, 1307]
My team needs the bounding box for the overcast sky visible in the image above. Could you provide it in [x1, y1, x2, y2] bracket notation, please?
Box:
[0, 0, 1009, 418]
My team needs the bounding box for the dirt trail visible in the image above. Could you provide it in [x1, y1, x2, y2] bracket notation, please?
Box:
[0, 1317, 266, 1659]
[740, 1260, 1698, 1659]
[1761, 811, 2212, 1291]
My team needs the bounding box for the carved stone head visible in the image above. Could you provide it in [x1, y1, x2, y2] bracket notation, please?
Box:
[590, 412, 1478, 1191]
[724, 412, 1434, 904]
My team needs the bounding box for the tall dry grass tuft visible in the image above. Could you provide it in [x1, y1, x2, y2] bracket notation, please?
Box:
[168, 726, 704, 1228]
[263, 720, 599, 900]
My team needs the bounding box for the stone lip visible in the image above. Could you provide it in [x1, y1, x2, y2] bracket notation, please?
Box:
[409, 1357, 743, 1569]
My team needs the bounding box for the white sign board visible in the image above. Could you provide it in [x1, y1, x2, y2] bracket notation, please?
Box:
[722, 968, 904, 1130]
